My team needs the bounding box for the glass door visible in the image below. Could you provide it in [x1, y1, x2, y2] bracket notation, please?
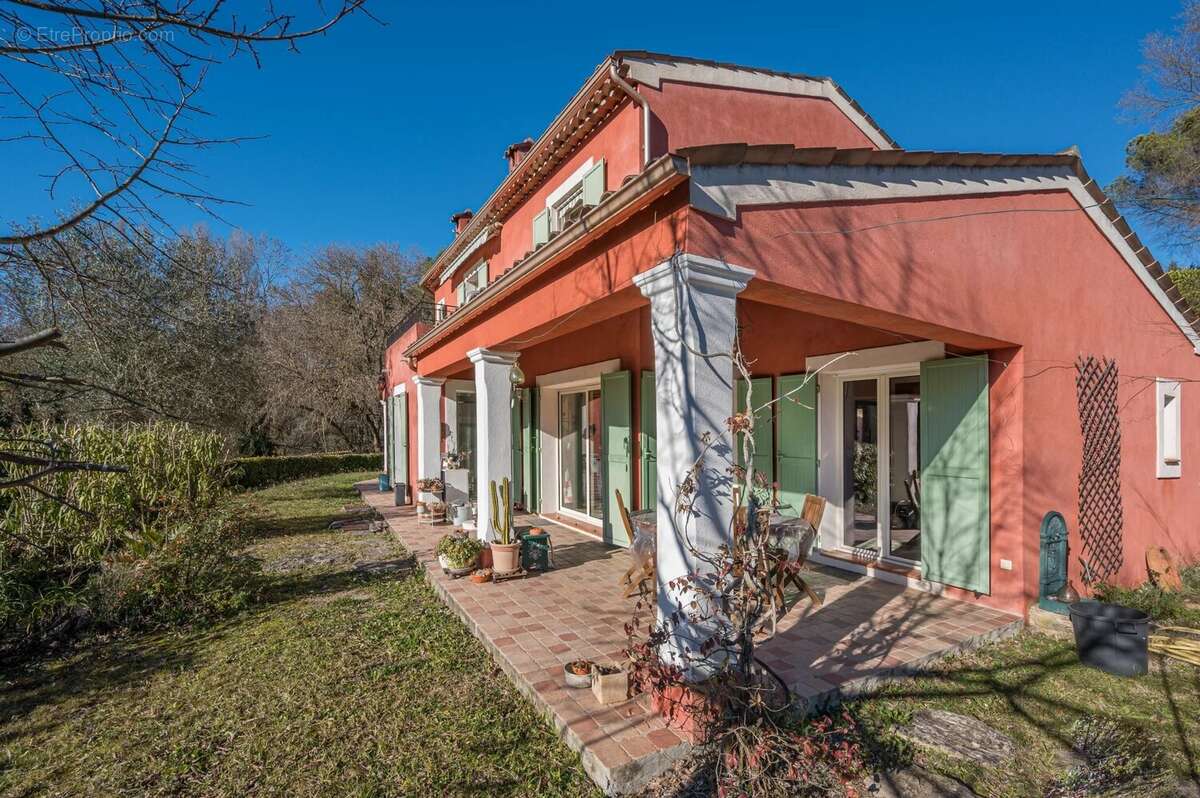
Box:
[840, 374, 922, 564]
[559, 389, 603, 520]
[842, 379, 879, 552]
[887, 377, 921, 562]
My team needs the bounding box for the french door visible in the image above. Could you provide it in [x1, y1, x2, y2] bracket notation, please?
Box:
[558, 388, 603, 521]
[840, 373, 922, 564]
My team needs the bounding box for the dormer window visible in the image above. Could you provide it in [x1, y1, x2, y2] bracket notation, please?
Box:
[457, 261, 487, 306]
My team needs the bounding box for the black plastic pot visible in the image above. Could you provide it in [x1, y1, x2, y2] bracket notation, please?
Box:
[394, 483, 407, 506]
[1068, 601, 1149, 677]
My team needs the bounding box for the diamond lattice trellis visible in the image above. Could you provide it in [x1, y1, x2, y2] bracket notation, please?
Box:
[1075, 355, 1124, 585]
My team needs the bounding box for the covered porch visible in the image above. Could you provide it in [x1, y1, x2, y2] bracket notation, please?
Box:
[358, 484, 1022, 795]
[394, 252, 1024, 617]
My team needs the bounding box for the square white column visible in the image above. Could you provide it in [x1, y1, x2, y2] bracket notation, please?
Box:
[467, 348, 519, 542]
[412, 376, 445, 504]
[634, 254, 754, 673]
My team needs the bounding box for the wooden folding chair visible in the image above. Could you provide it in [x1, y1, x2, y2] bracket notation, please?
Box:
[615, 489, 656, 598]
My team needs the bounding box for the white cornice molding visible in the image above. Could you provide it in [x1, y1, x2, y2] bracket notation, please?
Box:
[689, 162, 1078, 221]
[467, 348, 519, 366]
[686, 161, 1200, 355]
[634, 253, 755, 299]
[412, 375, 446, 387]
[621, 54, 895, 150]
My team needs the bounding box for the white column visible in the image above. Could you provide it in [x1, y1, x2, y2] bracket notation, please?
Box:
[412, 376, 445, 505]
[468, 348, 519, 542]
[634, 254, 754, 673]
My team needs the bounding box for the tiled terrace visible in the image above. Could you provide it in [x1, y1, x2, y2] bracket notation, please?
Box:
[358, 484, 1023, 795]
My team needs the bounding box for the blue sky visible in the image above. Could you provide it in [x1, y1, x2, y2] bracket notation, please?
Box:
[3, 1, 1190, 265]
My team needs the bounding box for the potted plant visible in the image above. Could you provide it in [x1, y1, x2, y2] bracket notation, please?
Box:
[437, 534, 483, 576]
[443, 449, 470, 469]
[564, 659, 593, 689]
[591, 663, 628, 705]
[488, 477, 521, 573]
[416, 477, 444, 494]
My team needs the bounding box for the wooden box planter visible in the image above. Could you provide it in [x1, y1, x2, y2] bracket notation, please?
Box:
[591, 665, 628, 705]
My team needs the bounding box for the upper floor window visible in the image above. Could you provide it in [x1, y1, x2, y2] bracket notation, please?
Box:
[551, 182, 586, 233]
[533, 159, 606, 250]
[1157, 378, 1182, 479]
[457, 261, 487, 306]
[435, 298, 448, 322]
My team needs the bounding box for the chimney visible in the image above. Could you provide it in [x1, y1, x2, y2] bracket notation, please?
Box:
[451, 209, 474, 234]
[504, 138, 535, 172]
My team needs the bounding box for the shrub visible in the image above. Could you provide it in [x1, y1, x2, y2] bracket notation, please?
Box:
[1094, 575, 1200, 627]
[228, 451, 381, 489]
[0, 422, 255, 649]
[436, 535, 483, 569]
[90, 506, 259, 629]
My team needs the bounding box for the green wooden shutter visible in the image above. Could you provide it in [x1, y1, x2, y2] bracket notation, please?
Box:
[521, 388, 534, 511]
[387, 396, 396, 483]
[639, 370, 657, 511]
[396, 392, 409, 492]
[601, 370, 632, 547]
[920, 356, 990, 594]
[532, 210, 550, 248]
[510, 392, 524, 508]
[736, 377, 774, 488]
[777, 374, 817, 517]
[478, 261, 488, 289]
[582, 159, 606, 207]
[528, 388, 540, 512]
[456, 282, 466, 305]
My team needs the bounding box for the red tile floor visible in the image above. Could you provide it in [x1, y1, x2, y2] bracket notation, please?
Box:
[358, 485, 1022, 795]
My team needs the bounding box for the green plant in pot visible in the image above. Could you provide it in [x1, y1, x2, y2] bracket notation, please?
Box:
[437, 534, 483, 574]
[489, 478, 521, 574]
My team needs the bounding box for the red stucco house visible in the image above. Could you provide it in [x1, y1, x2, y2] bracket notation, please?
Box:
[380, 51, 1200, 620]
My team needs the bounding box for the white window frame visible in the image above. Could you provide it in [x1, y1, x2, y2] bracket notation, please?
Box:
[550, 182, 586, 233]
[435, 298, 447, 322]
[459, 261, 487, 305]
[1157, 378, 1182, 479]
[544, 157, 595, 233]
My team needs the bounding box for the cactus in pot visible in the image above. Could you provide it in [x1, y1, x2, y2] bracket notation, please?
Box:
[489, 478, 521, 573]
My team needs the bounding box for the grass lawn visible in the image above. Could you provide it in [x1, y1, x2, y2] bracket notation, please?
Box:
[0, 471, 598, 798]
[851, 632, 1200, 797]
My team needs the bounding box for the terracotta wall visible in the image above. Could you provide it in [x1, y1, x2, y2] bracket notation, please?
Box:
[689, 194, 1200, 595]
[435, 102, 645, 307]
[640, 80, 880, 156]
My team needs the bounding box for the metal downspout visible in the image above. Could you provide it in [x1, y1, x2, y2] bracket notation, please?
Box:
[609, 61, 650, 167]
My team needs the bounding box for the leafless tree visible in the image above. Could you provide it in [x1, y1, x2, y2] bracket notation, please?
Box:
[2, 1, 370, 255]
[256, 244, 426, 453]
[1, 1, 370, 493]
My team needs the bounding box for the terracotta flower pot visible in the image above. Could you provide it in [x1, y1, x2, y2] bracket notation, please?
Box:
[490, 542, 520, 573]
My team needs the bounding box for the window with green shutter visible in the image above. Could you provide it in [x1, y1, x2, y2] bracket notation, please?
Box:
[532, 209, 550, 249]
[776, 374, 817, 517]
[582, 159, 606, 207]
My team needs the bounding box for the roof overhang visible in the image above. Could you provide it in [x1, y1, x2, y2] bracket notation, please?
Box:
[677, 143, 1200, 355]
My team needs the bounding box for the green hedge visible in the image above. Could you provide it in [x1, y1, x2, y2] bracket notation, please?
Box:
[228, 452, 382, 489]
